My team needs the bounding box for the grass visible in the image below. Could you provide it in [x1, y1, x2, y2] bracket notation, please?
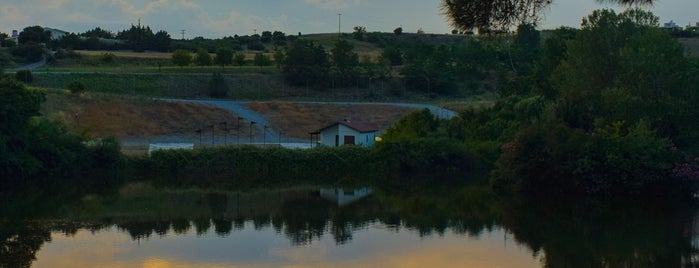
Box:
[245, 101, 419, 138]
[42, 91, 238, 139]
[679, 37, 699, 56]
[41, 91, 422, 141]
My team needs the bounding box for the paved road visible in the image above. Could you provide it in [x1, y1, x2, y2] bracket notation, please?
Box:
[10, 58, 46, 71]
[161, 98, 457, 139]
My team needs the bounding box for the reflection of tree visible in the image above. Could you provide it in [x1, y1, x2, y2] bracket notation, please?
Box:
[0, 222, 51, 268]
[118, 221, 157, 240]
[499, 195, 698, 267]
[193, 218, 211, 236]
[279, 197, 331, 246]
[4, 185, 699, 268]
[171, 218, 191, 235]
[212, 218, 232, 236]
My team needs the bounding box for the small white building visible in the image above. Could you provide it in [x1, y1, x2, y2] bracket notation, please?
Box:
[10, 30, 19, 43]
[44, 27, 69, 40]
[310, 120, 378, 147]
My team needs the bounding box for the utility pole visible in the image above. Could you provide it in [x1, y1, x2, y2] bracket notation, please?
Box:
[338, 13, 342, 36]
[180, 29, 186, 40]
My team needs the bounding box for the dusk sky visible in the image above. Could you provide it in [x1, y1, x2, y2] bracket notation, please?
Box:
[1, 0, 697, 38]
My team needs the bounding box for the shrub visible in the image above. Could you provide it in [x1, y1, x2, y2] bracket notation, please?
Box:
[15, 70, 33, 84]
[67, 80, 86, 94]
[208, 72, 228, 98]
[100, 52, 116, 64]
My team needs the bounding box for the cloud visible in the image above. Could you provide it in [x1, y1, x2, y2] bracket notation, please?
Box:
[34, 0, 72, 10]
[303, 0, 349, 10]
[0, 4, 28, 24]
[200, 10, 290, 37]
[104, 0, 199, 16]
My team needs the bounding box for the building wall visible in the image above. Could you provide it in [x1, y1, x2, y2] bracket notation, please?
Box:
[319, 124, 376, 147]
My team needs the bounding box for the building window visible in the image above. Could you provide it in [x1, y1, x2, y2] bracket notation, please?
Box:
[344, 135, 355, 145]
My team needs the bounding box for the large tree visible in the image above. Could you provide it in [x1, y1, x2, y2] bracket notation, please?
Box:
[214, 47, 233, 68]
[440, 0, 653, 31]
[18, 26, 50, 44]
[282, 40, 329, 87]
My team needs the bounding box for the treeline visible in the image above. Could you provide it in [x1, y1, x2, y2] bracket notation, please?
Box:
[0, 75, 126, 191]
[380, 9, 699, 196]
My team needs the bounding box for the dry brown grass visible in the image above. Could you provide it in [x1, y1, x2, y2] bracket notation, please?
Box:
[76, 50, 173, 59]
[42, 93, 419, 141]
[44, 92, 237, 139]
[245, 101, 418, 138]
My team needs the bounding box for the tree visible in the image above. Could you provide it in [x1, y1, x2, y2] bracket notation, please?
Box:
[214, 47, 233, 68]
[194, 47, 212, 66]
[208, 73, 229, 98]
[440, 0, 654, 31]
[117, 24, 154, 52]
[11, 43, 44, 62]
[67, 80, 86, 94]
[152, 30, 172, 52]
[233, 53, 246, 66]
[14, 70, 33, 84]
[330, 39, 359, 86]
[80, 27, 115, 39]
[260, 31, 273, 43]
[381, 46, 404, 66]
[273, 49, 284, 69]
[282, 40, 329, 87]
[171, 49, 192, 68]
[18, 26, 50, 44]
[352, 26, 367, 41]
[393, 27, 403, 35]
[253, 53, 272, 66]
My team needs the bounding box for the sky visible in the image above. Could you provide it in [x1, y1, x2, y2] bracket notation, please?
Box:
[1, 0, 697, 38]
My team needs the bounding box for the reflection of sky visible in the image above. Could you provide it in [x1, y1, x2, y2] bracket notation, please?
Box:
[33, 222, 541, 268]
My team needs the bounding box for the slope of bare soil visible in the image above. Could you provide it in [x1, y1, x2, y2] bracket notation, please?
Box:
[42, 93, 418, 143]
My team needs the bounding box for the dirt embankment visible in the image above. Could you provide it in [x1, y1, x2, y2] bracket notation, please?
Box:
[43, 93, 418, 141]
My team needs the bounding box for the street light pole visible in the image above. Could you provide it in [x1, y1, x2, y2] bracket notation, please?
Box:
[220, 121, 228, 146]
[196, 128, 202, 146]
[338, 13, 342, 36]
[237, 117, 243, 145]
[210, 124, 215, 146]
[249, 121, 256, 143]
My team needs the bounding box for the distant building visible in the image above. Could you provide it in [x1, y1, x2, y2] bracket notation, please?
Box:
[310, 120, 379, 147]
[10, 30, 19, 43]
[662, 20, 682, 30]
[44, 27, 69, 40]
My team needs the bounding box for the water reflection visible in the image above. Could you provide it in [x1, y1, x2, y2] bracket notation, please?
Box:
[2, 184, 699, 267]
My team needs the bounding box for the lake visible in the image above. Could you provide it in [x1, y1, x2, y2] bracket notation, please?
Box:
[1, 183, 698, 267]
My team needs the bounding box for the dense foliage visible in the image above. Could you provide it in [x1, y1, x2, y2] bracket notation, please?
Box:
[378, 9, 699, 196]
[0, 76, 125, 190]
[440, 0, 654, 31]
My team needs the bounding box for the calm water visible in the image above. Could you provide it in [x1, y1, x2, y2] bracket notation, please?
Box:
[2, 183, 698, 267]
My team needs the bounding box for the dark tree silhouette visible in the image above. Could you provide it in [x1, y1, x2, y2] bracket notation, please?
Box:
[440, 0, 654, 31]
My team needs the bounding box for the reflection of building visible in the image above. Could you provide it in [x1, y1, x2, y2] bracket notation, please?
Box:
[320, 188, 373, 206]
[310, 120, 378, 147]
[148, 143, 194, 154]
